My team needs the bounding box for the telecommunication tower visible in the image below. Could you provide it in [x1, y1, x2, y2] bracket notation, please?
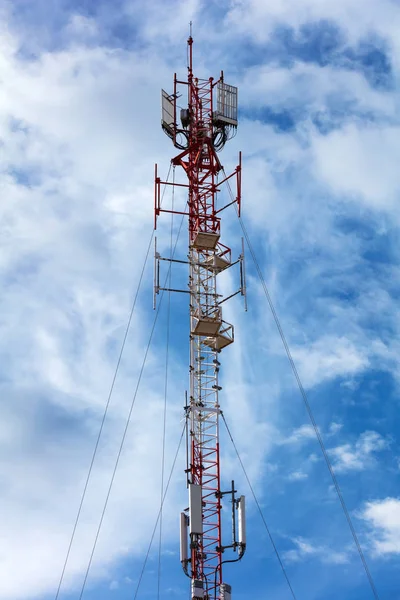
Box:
[154, 33, 246, 600]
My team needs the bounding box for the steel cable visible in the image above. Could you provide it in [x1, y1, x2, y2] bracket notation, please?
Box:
[53, 164, 172, 600]
[133, 423, 186, 600]
[77, 192, 186, 599]
[223, 170, 380, 600]
[221, 414, 298, 600]
[157, 166, 175, 600]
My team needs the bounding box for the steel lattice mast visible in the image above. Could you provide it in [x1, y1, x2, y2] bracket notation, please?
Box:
[154, 34, 246, 600]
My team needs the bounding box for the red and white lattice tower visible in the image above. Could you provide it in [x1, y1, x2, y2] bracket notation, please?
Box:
[154, 33, 246, 600]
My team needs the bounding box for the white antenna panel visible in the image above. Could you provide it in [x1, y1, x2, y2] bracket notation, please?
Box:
[216, 82, 238, 126]
[161, 89, 175, 134]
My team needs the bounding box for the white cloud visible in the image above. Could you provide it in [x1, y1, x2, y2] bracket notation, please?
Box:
[225, 0, 400, 49]
[287, 470, 308, 481]
[309, 453, 320, 463]
[279, 422, 341, 453]
[361, 497, 400, 555]
[329, 422, 343, 436]
[312, 124, 400, 210]
[283, 536, 349, 564]
[280, 424, 315, 445]
[239, 61, 395, 121]
[330, 430, 388, 473]
[292, 335, 369, 388]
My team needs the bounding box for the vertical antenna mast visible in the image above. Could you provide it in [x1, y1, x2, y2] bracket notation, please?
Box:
[155, 33, 246, 600]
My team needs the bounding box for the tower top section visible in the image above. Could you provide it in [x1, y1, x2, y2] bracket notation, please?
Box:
[161, 36, 238, 152]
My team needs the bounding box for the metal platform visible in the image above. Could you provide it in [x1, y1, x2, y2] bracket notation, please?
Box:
[192, 312, 222, 336]
[203, 322, 234, 349]
[203, 254, 230, 273]
[192, 231, 220, 250]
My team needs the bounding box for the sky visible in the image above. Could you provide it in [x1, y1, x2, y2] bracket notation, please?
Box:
[1, 0, 400, 599]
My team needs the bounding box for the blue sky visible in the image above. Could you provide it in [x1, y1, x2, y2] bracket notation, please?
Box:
[1, 0, 400, 599]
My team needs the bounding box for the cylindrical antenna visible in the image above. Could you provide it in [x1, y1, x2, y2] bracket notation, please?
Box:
[180, 512, 189, 564]
[231, 480, 236, 547]
[238, 495, 246, 556]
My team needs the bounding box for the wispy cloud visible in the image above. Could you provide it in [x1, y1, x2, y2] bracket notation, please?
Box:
[283, 536, 350, 565]
[291, 335, 370, 388]
[329, 431, 389, 473]
[279, 421, 343, 446]
[329, 422, 343, 436]
[287, 470, 308, 481]
[279, 424, 316, 445]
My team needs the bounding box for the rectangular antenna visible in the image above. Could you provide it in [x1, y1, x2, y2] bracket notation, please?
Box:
[161, 89, 175, 135]
[189, 483, 203, 535]
[216, 82, 238, 126]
